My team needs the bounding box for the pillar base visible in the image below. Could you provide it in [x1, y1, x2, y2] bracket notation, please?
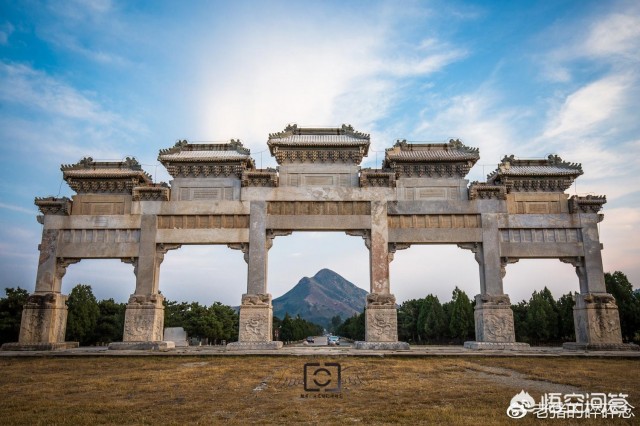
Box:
[573, 293, 624, 345]
[473, 294, 517, 343]
[563, 342, 639, 351]
[18, 293, 69, 345]
[464, 341, 530, 350]
[226, 341, 283, 351]
[1, 342, 79, 351]
[365, 294, 399, 342]
[354, 341, 410, 350]
[237, 294, 273, 342]
[108, 341, 175, 351]
[123, 294, 165, 342]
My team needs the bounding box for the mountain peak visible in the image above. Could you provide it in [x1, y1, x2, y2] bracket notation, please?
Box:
[273, 269, 368, 328]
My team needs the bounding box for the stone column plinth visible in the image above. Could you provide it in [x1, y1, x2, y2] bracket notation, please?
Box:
[355, 294, 409, 350]
[1, 293, 79, 351]
[227, 294, 282, 350]
[563, 293, 638, 351]
[464, 294, 529, 350]
[108, 293, 167, 350]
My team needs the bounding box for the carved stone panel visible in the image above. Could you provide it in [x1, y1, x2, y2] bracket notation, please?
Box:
[572, 293, 623, 345]
[238, 297, 273, 342]
[123, 293, 165, 342]
[157, 215, 249, 229]
[473, 294, 516, 343]
[389, 214, 480, 229]
[18, 293, 69, 344]
[365, 303, 398, 342]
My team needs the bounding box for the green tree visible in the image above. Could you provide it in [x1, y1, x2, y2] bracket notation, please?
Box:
[605, 271, 640, 343]
[511, 300, 529, 342]
[336, 312, 365, 341]
[94, 299, 125, 344]
[398, 298, 423, 343]
[448, 287, 474, 342]
[418, 295, 446, 343]
[66, 284, 100, 345]
[556, 293, 575, 341]
[330, 315, 342, 333]
[526, 290, 556, 344]
[0, 287, 29, 344]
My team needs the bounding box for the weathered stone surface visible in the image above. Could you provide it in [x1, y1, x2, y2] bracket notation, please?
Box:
[164, 327, 189, 347]
[571, 293, 623, 345]
[123, 293, 164, 342]
[473, 294, 516, 343]
[238, 299, 273, 342]
[108, 341, 175, 351]
[1, 342, 78, 351]
[562, 342, 639, 351]
[365, 304, 398, 342]
[24, 124, 623, 352]
[354, 341, 410, 350]
[226, 341, 283, 350]
[18, 293, 69, 344]
[464, 341, 530, 350]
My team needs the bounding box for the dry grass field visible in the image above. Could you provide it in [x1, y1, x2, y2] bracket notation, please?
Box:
[0, 356, 638, 425]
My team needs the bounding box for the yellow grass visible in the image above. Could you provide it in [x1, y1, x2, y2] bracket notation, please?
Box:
[0, 356, 638, 425]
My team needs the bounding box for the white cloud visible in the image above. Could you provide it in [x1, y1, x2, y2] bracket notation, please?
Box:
[583, 12, 640, 61]
[0, 202, 35, 215]
[542, 74, 631, 140]
[0, 21, 14, 45]
[0, 62, 117, 123]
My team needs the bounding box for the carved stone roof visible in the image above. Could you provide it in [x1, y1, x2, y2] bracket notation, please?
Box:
[61, 157, 152, 194]
[487, 155, 583, 192]
[268, 124, 370, 165]
[383, 139, 479, 178]
[158, 140, 255, 178]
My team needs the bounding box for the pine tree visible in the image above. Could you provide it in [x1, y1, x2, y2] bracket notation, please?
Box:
[66, 284, 100, 345]
[419, 295, 446, 343]
[449, 287, 474, 342]
[0, 287, 29, 344]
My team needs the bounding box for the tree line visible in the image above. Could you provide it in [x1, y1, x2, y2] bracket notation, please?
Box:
[335, 271, 640, 345]
[1, 271, 638, 346]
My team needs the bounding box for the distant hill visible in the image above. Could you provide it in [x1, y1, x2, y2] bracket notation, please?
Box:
[273, 269, 368, 328]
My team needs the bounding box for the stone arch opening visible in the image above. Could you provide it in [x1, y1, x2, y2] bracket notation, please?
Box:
[390, 245, 478, 304]
[268, 231, 369, 298]
[502, 259, 580, 304]
[158, 245, 246, 306]
[61, 259, 135, 303]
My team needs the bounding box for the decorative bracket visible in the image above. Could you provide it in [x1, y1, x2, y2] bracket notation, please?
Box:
[266, 230, 293, 250]
[121, 257, 139, 277]
[346, 230, 371, 250]
[388, 243, 411, 263]
[228, 243, 249, 264]
[56, 257, 81, 280]
[457, 242, 482, 265]
[500, 256, 519, 279]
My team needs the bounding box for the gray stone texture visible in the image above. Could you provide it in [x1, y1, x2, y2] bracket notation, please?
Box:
[24, 126, 622, 352]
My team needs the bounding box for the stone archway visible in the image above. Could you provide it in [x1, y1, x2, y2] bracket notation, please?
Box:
[4, 124, 633, 352]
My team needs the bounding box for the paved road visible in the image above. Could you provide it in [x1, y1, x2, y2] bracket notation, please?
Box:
[302, 336, 353, 348]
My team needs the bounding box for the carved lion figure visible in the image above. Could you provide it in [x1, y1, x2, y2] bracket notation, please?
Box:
[367, 293, 396, 306]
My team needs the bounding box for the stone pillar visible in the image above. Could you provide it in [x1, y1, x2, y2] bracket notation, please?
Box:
[562, 218, 634, 350]
[459, 221, 529, 350]
[356, 201, 408, 350]
[228, 201, 282, 350]
[2, 226, 80, 350]
[111, 215, 174, 350]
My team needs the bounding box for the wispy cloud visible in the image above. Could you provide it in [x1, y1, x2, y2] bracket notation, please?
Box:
[0, 62, 117, 123]
[0, 202, 35, 215]
[0, 21, 14, 45]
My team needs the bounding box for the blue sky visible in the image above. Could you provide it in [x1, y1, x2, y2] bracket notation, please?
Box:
[1, 0, 638, 307]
